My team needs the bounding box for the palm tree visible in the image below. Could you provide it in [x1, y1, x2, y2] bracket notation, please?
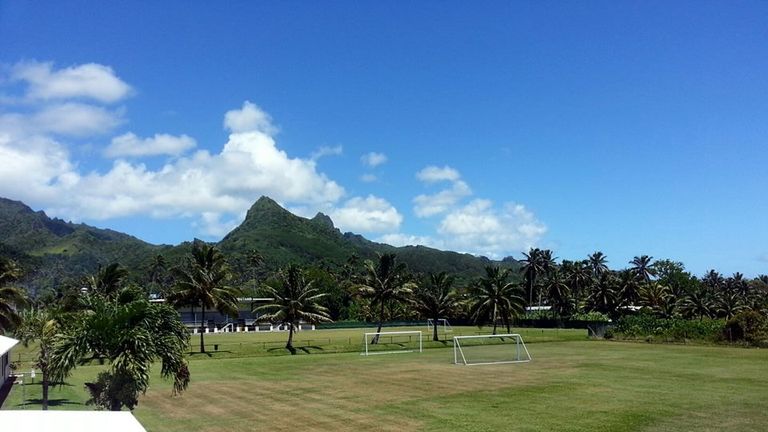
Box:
[586, 272, 619, 318]
[545, 270, 574, 318]
[256, 265, 331, 354]
[728, 273, 750, 297]
[562, 260, 590, 311]
[617, 269, 641, 307]
[702, 270, 724, 291]
[520, 248, 545, 307]
[87, 263, 129, 297]
[16, 309, 60, 410]
[630, 255, 656, 284]
[148, 254, 169, 297]
[50, 290, 190, 411]
[468, 266, 525, 334]
[588, 252, 609, 278]
[538, 249, 557, 306]
[679, 288, 713, 320]
[717, 290, 745, 320]
[169, 242, 240, 353]
[639, 282, 672, 316]
[356, 253, 416, 344]
[412, 272, 458, 341]
[0, 258, 26, 333]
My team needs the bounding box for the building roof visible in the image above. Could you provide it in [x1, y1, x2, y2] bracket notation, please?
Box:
[0, 335, 19, 357]
[0, 411, 146, 432]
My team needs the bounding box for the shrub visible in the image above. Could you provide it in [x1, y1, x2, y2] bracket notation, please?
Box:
[615, 314, 724, 342]
[571, 311, 611, 322]
[724, 311, 768, 346]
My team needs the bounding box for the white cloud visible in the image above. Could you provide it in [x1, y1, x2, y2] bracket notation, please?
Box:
[0, 64, 346, 238]
[360, 173, 377, 183]
[195, 212, 243, 237]
[329, 195, 402, 233]
[35, 129, 345, 222]
[0, 103, 123, 137]
[35, 103, 123, 136]
[412, 165, 471, 217]
[361, 152, 387, 167]
[105, 132, 196, 158]
[12, 61, 131, 103]
[310, 145, 343, 161]
[413, 180, 472, 217]
[437, 199, 547, 258]
[223, 101, 278, 135]
[416, 165, 460, 183]
[0, 133, 76, 204]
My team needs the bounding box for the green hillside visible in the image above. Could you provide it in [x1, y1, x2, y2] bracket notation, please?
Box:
[218, 197, 516, 281]
[0, 196, 518, 293]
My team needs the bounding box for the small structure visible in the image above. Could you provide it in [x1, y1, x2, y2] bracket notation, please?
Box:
[0, 335, 19, 384]
[0, 411, 146, 432]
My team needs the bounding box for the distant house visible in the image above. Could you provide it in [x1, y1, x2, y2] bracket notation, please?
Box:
[0, 335, 19, 384]
[152, 298, 316, 333]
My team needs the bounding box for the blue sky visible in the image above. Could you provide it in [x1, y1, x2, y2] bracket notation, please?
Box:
[1, 2, 766, 276]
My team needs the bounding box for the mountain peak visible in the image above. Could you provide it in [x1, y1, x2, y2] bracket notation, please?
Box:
[310, 212, 335, 229]
[244, 196, 290, 219]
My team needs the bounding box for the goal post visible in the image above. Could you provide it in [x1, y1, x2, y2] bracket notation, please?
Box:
[453, 333, 531, 366]
[362, 331, 423, 356]
[426, 318, 452, 331]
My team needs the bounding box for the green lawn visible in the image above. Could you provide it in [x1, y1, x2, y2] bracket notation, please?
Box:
[4, 329, 767, 431]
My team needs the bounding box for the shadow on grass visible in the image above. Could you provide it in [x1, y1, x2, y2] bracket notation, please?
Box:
[298, 345, 325, 354]
[266, 345, 326, 355]
[26, 381, 73, 387]
[20, 398, 83, 408]
[188, 350, 233, 357]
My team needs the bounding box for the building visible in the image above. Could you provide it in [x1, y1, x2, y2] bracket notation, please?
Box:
[0, 335, 19, 384]
[153, 298, 316, 333]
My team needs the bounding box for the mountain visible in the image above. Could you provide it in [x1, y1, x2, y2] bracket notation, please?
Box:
[0, 197, 165, 290]
[0, 196, 519, 292]
[220, 196, 514, 280]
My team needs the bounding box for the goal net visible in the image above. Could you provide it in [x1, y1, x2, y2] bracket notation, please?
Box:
[426, 318, 453, 332]
[362, 331, 423, 356]
[453, 334, 531, 366]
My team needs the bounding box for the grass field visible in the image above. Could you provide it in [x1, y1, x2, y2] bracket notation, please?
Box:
[5, 326, 587, 365]
[4, 327, 768, 431]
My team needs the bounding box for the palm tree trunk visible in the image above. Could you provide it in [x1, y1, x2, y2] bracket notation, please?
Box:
[372, 301, 385, 344]
[286, 322, 296, 355]
[537, 283, 542, 307]
[42, 371, 49, 411]
[432, 315, 439, 342]
[492, 305, 498, 335]
[528, 278, 534, 307]
[200, 305, 206, 353]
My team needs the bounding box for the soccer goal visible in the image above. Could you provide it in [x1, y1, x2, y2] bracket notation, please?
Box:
[453, 334, 531, 366]
[362, 331, 423, 356]
[426, 318, 453, 332]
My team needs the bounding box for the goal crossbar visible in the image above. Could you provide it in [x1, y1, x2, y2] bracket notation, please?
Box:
[453, 333, 532, 366]
[362, 330, 423, 356]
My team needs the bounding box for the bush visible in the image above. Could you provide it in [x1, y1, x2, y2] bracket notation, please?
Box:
[724, 311, 768, 346]
[615, 314, 724, 342]
[571, 311, 611, 322]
